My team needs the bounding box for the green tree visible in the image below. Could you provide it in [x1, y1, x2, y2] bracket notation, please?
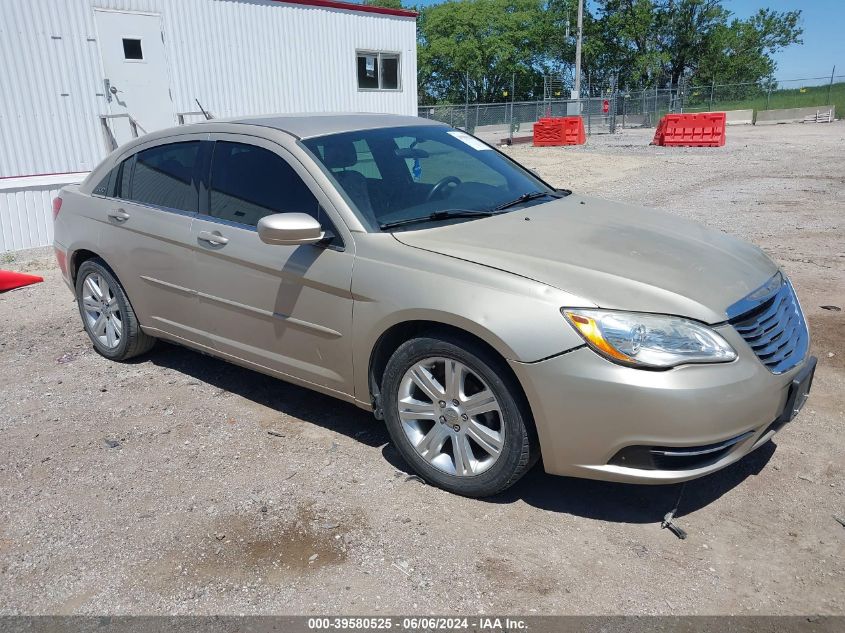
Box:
[417, 0, 550, 104]
[415, 0, 804, 103]
[364, 0, 405, 9]
[592, 0, 802, 87]
[697, 8, 803, 85]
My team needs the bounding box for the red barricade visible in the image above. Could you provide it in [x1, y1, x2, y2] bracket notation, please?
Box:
[652, 112, 726, 147]
[533, 117, 586, 146]
[0, 270, 44, 292]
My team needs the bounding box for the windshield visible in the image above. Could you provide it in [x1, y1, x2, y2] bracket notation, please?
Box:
[302, 125, 558, 231]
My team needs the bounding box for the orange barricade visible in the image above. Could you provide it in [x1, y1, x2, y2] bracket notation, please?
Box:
[533, 117, 586, 146]
[652, 112, 726, 147]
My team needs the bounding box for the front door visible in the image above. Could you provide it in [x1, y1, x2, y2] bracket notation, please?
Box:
[94, 9, 174, 146]
[191, 135, 356, 396]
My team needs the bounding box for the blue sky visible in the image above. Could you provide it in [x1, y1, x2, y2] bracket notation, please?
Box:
[729, 0, 842, 80]
[412, 0, 844, 82]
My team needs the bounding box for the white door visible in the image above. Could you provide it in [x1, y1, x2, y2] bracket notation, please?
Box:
[94, 10, 174, 146]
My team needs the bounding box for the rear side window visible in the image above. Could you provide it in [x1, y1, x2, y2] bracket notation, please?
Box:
[208, 142, 320, 226]
[129, 142, 200, 212]
[92, 173, 111, 196]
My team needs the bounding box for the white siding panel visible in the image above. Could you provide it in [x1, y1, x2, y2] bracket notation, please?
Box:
[1, 0, 417, 250]
[0, 174, 86, 252]
[1, 0, 418, 180]
[0, 0, 106, 178]
[0, 186, 58, 252]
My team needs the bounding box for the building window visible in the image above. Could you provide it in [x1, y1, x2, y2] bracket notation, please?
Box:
[356, 51, 401, 91]
[122, 38, 143, 60]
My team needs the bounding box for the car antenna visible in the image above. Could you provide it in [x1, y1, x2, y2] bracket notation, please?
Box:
[195, 99, 212, 120]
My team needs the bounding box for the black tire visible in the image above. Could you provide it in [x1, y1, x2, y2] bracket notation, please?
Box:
[381, 333, 538, 497]
[75, 258, 155, 361]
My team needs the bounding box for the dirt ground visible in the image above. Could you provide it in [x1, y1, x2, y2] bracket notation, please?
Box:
[1, 122, 843, 616]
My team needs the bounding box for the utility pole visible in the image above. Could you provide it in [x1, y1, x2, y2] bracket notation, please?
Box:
[709, 78, 715, 112]
[573, 0, 583, 100]
[509, 72, 515, 144]
[766, 76, 773, 110]
[828, 65, 836, 106]
[464, 70, 469, 131]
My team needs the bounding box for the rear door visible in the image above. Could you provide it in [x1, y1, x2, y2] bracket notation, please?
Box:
[94, 136, 206, 345]
[190, 135, 356, 395]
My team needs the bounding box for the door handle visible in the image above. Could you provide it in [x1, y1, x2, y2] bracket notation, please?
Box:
[197, 230, 229, 246]
[108, 209, 130, 222]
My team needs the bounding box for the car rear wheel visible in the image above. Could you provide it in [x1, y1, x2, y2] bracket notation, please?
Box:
[381, 334, 538, 497]
[75, 258, 155, 361]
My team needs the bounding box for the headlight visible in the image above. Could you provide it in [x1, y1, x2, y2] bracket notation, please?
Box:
[562, 309, 737, 369]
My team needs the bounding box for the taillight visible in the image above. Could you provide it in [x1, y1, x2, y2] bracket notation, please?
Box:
[52, 197, 63, 221]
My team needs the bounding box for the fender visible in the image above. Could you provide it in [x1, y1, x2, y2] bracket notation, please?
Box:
[349, 234, 591, 405]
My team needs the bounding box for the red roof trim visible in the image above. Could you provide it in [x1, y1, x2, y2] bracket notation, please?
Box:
[272, 0, 418, 18]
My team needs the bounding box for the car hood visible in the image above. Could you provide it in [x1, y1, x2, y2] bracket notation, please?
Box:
[391, 195, 778, 324]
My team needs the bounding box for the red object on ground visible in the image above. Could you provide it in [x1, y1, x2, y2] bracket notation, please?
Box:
[652, 112, 726, 147]
[533, 117, 586, 146]
[0, 270, 44, 292]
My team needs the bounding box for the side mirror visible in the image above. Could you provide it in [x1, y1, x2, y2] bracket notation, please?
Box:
[257, 213, 325, 246]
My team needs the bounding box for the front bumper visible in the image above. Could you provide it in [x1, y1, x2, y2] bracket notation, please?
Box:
[509, 325, 813, 483]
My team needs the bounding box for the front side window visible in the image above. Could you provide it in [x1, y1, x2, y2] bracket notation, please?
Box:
[208, 142, 321, 227]
[130, 142, 200, 212]
[357, 51, 400, 91]
[303, 126, 553, 231]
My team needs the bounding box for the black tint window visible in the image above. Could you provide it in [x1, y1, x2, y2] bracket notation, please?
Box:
[381, 56, 399, 89]
[115, 157, 132, 199]
[209, 142, 319, 227]
[357, 52, 400, 90]
[130, 142, 199, 211]
[123, 38, 143, 60]
[357, 54, 379, 89]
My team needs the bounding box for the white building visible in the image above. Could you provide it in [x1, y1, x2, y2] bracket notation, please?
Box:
[0, 0, 418, 252]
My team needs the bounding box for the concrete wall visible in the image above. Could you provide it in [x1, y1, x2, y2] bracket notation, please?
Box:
[724, 109, 754, 125]
[756, 106, 836, 125]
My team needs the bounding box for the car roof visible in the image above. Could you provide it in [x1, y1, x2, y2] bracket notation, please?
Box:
[225, 113, 447, 139]
[104, 113, 450, 164]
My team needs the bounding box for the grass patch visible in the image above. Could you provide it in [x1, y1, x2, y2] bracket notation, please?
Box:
[685, 81, 844, 117]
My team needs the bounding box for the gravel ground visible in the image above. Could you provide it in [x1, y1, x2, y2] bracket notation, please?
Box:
[1, 122, 843, 616]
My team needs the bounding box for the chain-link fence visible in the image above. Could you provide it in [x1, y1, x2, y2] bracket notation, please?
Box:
[420, 73, 844, 141]
[418, 96, 618, 145]
[619, 76, 844, 128]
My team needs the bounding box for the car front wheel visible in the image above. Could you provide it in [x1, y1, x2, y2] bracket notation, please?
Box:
[381, 334, 538, 497]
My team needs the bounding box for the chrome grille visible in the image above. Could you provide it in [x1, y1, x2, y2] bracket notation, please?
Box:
[728, 273, 809, 374]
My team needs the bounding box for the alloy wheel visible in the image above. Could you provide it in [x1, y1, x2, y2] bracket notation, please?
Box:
[397, 357, 504, 477]
[81, 272, 123, 350]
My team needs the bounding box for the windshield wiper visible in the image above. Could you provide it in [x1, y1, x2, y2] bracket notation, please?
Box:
[493, 190, 564, 211]
[379, 209, 495, 231]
